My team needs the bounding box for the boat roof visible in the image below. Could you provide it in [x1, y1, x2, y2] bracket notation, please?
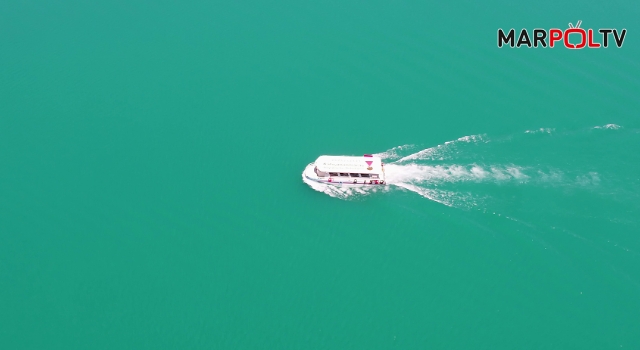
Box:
[315, 155, 382, 173]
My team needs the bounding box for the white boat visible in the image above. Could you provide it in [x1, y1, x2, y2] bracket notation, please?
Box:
[303, 154, 386, 186]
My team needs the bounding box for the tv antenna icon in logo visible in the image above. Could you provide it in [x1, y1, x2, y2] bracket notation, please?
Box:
[498, 21, 626, 49]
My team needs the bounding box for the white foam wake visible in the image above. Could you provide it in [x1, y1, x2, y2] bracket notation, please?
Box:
[392, 182, 477, 208]
[373, 144, 417, 162]
[304, 125, 617, 206]
[593, 124, 621, 130]
[384, 163, 531, 184]
[381, 133, 488, 163]
[525, 127, 555, 134]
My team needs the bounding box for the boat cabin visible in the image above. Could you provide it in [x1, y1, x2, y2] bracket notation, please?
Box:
[312, 155, 385, 184]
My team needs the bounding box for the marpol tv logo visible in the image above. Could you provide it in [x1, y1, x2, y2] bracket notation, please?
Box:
[498, 21, 626, 49]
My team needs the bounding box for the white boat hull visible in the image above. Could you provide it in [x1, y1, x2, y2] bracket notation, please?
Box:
[303, 163, 385, 187]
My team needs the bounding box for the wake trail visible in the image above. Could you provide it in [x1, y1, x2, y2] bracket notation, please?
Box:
[305, 124, 635, 210]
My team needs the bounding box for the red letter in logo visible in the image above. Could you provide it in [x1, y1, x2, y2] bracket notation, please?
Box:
[549, 29, 563, 48]
[588, 29, 601, 48]
[564, 21, 586, 49]
[565, 28, 586, 49]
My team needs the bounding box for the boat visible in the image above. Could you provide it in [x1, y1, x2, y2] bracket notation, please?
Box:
[303, 154, 386, 186]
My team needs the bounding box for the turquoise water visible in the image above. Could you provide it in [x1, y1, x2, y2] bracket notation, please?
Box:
[2, 1, 640, 348]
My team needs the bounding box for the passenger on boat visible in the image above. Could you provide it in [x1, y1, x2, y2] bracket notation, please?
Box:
[314, 167, 328, 177]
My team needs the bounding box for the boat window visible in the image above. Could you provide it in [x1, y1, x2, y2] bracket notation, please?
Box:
[329, 172, 338, 176]
[371, 174, 379, 179]
[315, 167, 328, 177]
[360, 173, 371, 178]
[349, 173, 360, 177]
[339, 173, 349, 177]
